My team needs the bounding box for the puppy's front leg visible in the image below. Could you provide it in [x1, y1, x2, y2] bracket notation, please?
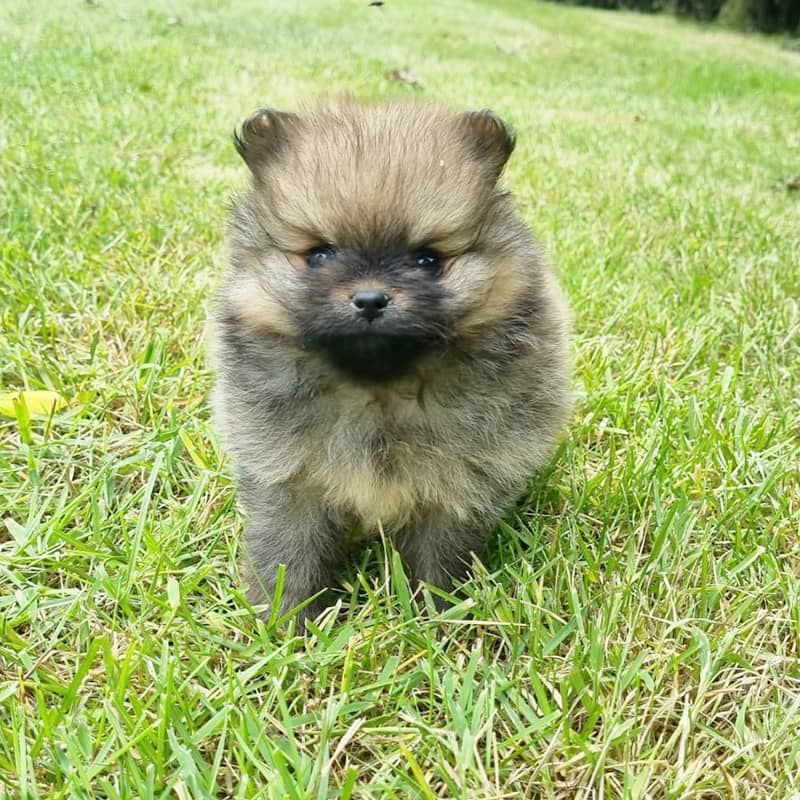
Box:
[241, 481, 342, 628]
[395, 510, 493, 600]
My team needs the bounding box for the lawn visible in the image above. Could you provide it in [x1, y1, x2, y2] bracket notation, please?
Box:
[1, 0, 799, 797]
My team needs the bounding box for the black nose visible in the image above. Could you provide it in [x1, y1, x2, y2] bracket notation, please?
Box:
[351, 290, 390, 321]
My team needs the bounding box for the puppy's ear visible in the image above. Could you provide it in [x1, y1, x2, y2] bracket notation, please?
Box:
[233, 108, 299, 175]
[460, 110, 516, 180]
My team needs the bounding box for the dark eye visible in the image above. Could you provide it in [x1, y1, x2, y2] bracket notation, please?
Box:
[307, 245, 337, 268]
[412, 248, 442, 272]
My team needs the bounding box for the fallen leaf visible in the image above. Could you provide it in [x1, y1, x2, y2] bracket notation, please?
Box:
[0, 390, 67, 418]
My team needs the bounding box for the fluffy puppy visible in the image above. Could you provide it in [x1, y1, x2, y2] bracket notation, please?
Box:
[210, 99, 570, 627]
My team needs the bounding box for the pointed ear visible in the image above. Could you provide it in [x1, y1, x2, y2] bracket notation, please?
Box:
[233, 108, 299, 174]
[460, 109, 516, 180]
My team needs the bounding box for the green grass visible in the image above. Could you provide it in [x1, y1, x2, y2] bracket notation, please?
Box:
[1, 0, 799, 797]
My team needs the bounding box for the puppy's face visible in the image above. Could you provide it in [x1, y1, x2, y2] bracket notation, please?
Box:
[229, 101, 517, 383]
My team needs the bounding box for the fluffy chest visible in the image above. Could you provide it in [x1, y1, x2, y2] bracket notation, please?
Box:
[304, 384, 472, 528]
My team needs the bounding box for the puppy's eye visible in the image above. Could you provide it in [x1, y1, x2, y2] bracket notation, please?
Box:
[412, 248, 442, 272]
[307, 245, 337, 268]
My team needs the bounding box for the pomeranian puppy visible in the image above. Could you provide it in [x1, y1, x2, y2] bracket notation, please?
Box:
[210, 99, 570, 628]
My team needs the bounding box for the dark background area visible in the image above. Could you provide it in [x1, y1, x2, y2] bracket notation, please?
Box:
[546, 0, 800, 33]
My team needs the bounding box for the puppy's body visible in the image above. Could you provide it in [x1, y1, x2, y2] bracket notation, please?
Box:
[211, 100, 570, 625]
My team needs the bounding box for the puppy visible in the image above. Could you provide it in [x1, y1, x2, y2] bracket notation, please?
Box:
[210, 99, 570, 628]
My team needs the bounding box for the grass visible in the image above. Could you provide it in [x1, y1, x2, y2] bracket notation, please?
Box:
[1, 0, 799, 797]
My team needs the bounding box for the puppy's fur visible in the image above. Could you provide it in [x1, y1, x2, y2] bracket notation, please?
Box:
[210, 100, 570, 627]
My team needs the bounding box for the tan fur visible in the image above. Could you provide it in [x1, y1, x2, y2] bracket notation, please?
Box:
[224, 269, 294, 336]
[248, 100, 500, 253]
[450, 256, 531, 334]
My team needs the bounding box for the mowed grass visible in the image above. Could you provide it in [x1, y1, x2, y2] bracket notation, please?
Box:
[1, 0, 799, 797]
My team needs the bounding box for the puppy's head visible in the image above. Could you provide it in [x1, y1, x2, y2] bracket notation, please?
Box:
[228, 100, 520, 383]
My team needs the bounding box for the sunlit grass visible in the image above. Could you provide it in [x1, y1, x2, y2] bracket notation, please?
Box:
[1, 0, 799, 797]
